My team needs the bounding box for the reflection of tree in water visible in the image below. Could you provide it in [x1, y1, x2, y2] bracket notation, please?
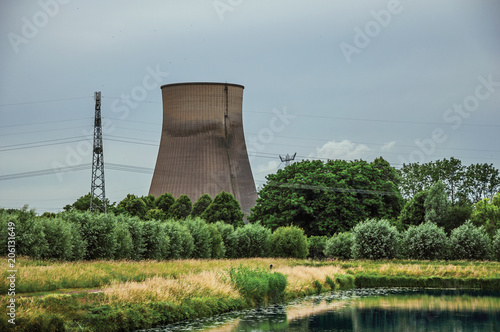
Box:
[233, 290, 500, 332]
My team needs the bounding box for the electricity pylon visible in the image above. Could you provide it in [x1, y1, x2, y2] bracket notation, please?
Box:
[90, 91, 106, 212]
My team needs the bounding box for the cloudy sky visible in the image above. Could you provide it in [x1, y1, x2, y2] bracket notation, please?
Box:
[1, 0, 499, 213]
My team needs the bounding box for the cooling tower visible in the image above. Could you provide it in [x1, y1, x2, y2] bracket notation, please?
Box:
[149, 82, 257, 216]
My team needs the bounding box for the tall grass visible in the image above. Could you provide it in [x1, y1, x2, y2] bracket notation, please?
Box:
[103, 271, 238, 305]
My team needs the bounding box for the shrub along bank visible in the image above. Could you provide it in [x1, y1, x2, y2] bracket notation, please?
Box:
[1, 258, 500, 331]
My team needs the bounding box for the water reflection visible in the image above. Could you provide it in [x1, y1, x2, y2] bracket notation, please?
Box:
[143, 289, 500, 331]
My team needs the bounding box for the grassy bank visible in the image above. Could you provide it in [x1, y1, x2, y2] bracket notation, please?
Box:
[1, 257, 500, 331]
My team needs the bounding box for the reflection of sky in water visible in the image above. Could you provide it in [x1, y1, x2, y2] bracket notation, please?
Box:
[140, 289, 500, 332]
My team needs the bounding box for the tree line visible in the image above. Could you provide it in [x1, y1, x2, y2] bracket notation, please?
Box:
[0, 208, 308, 261]
[250, 157, 500, 239]
[2, 156, 499, 261]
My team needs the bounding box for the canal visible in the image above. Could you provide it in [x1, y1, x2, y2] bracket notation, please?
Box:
[139, 288, 500, 331]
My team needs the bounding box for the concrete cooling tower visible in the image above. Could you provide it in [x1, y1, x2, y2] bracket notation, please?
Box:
[149, 82, 257, 216]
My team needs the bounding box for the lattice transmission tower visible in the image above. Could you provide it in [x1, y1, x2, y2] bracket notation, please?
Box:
[90, 91, 106, 212]
[279, 152, 297, 167]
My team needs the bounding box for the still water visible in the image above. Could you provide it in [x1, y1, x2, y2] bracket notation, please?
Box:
[142, 288, 500, 331]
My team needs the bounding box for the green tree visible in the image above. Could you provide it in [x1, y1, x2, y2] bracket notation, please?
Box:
[269, 225, 309, 259]
[191, 194, 213, 217]
[463, 163, 500, 203]
[471, 193, 500, 239]
[424, 181, 450, 226]
[141, 195, 157, 211]
[116, 194, 148, 219]
[167, 195, 193, 220]
[442, 203, 472, 234]
[433, 158, 465, 205]
[398, 190, 428, 228]
[64, 193, 102, 212]
[398, 163, 432, 200]
[201, 191, 244, 227]
[155, 192, 176, 214]
[250, 158, 403, 237]
[144, 208, 167, 221]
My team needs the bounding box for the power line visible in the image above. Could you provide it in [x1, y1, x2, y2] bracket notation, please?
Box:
[0, 96, 91, 108]
[0, 117, 92, 129]
[0, 125, 91, 137]
[0, 136, 89, 152]
[0, 162, 154, 181]
[246, 110, 500, 128]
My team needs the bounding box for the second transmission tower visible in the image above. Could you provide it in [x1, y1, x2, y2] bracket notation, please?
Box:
[279, 152, 297, 167]
[90, 91, 106, 212]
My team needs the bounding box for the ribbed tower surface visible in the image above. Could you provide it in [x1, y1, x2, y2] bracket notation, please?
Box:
[149, 82, 257, 216]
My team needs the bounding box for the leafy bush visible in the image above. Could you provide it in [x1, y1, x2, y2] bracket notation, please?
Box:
[214, 221, 236, 258]
[74, 212, 118, 260]
[352, 219, 399, 259]
[40, 217, 74, 260]
[207, 224, 225, 258]
[163, 221, 194, 259]
[449, 221, 490, 260]
[168, 195, 193, 220]
[324, 232, 353, 260]
[121, 215, 146, 260]
[229, 267, 287, 305]
[269, 225, 308, 259]
[201, 191, 244, 227]
[141, 220, 170, 260]
[492, 228, 500, 261]
[230, 222, 271, 258]
[403, 222, 448, 260]
[307, 236, 328, 260]
[1, 207, 48, 258]
[114, 221, 133, 260]
[191, 194, 212, 217]
[67, 221, 86, 260]
[183, 218, 211, 259]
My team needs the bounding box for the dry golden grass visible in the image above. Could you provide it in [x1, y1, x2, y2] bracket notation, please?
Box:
[344, 261, 497, 278]
[356, 295, 500, 312]
[2, 256, 500, 295]
[275, 265, 345, 293]
[103, 271, 239, 305]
